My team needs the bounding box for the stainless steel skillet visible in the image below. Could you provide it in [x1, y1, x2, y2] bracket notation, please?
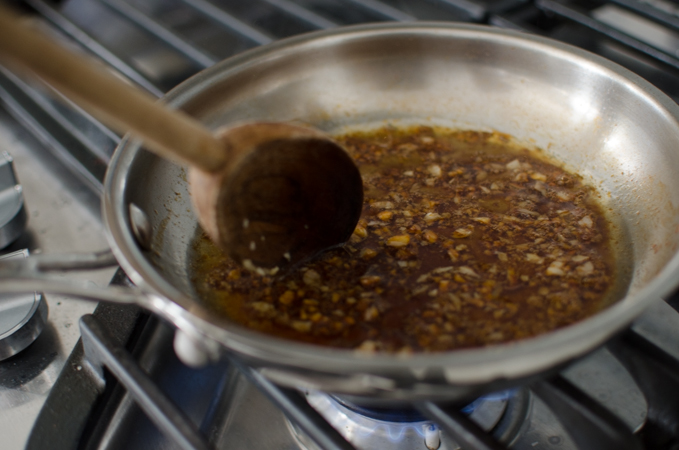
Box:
[4, 22, 679, 404]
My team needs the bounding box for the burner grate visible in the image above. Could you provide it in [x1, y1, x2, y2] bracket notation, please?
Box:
[536, 0, 679, 70]
[25, 290, 679, 450]
[5, 0, 679, 189]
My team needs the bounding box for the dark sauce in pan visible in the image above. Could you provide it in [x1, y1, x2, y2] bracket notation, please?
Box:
[190, 126, 615, 353]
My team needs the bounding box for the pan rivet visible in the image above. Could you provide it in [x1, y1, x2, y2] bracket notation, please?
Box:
[129, 203, 152, 250]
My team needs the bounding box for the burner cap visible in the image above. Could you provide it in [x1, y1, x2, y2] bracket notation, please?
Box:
[0, 151, 27, 249]
[0, 249, 48, 360]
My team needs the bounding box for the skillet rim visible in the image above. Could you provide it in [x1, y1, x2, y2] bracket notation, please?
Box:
[103, 22, 679, 383]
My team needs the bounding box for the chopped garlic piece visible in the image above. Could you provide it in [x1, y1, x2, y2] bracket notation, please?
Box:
[526, 253, 544, 264]
[242, 259, 279, 276]
[423, 229, 438, 243]
[387, 235, 410, 247]
[577, 261, 594, 276]
[303, 269, 321, 286]
[428, 165, 442, 177]
[353, 224, 368, 238]
[506, 159, 521, 170]
[360, 275, 381, 287]
[557, 191, 572, 201]
[517, 208, 539, 217]
[472, 217, 490, 224]
[360, 248, 378, 260]
[546, 261, 566, 276]
[453, 228, 472, 238]
[364, 306, 379, 321]
[279, 291, 295, 305]
[251, 302, 274, 313]
[458, 266, 479, 277]
[371, 201, 394, 209]
[291, 321, 312, 332]
[424, 212, 442, 223]
[377, 211, 393, 221]
[578, 216, 593, 228]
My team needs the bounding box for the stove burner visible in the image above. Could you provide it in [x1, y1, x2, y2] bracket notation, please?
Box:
[329, 396, 429, 423]
[0, 151, 27, 249]
[0, 249, 48, 361]
[289, 389, 530, 450]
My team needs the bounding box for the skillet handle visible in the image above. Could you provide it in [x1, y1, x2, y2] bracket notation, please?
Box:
[0, 249, 144, 306]
[0, 249, 224, 367]
[21, 249, 118, 270]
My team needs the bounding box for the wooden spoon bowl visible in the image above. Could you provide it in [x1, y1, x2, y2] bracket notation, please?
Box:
[191, 122, 363, 269]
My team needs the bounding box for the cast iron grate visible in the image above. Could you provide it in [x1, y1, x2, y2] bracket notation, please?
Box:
[4, 0, 679, 191]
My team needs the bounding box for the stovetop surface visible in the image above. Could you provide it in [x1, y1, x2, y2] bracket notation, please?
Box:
[0, 107, 116, 450]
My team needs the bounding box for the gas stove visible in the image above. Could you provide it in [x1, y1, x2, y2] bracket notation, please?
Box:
[2, 1, 679, 449]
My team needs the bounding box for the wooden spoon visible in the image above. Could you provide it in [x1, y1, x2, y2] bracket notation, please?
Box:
[0, 5, 363, 269]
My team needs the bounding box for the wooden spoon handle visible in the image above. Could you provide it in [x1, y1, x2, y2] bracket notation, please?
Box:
[0, 5, 225, 172]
